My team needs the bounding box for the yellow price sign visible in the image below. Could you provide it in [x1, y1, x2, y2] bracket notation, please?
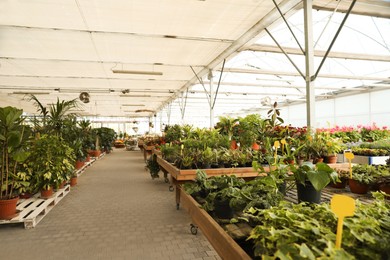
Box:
[344, 152, 354, 179]
[331, 195, 355, 248]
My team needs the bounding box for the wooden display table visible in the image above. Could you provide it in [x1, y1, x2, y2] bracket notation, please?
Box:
[143, 144, 154, 162]
[180, 187, 251, 260]
[156, 156, 262, 209]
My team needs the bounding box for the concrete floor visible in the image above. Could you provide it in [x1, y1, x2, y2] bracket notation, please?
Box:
[0, 149, 220, 260]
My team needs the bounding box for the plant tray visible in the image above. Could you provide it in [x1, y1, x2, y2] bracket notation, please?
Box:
[180, 187, 251, 260]
[0, 185, 71, 229]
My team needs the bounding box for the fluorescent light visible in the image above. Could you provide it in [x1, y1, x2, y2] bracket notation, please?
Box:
[135, 109, 155, 113]
[112, 69, 163, 76]
[12, 92, 50, 95]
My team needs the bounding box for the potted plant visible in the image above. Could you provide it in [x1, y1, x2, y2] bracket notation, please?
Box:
[200, 146, 214, 169]
[349, 164, 375, 194]
[321, 133, 343, 163]
[291, 162, 338, 203]
[146, 154, 160, 179]
[0, 106, 31, 219]
[330, 169, 349, 188]
[215, 116, 239, 149]
[28, 135, 75, 198]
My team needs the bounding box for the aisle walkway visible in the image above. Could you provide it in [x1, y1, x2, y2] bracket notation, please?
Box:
[0, 149, 220, 260]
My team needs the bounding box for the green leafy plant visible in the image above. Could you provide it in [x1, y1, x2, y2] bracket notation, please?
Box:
[0, 106, 31, 199]
[146, 154, 160, 179]
[264, 102, 284, 127]
[28, 134, 75, 190]
[246, 193, 390, 259]
[291, 162, 338, 191]
[351, 164, 376, 184]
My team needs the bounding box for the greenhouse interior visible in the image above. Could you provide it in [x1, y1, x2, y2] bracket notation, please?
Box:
[0, 0, 390, 259]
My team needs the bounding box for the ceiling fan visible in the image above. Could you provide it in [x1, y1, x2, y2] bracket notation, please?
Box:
[79, 92, 90, 103]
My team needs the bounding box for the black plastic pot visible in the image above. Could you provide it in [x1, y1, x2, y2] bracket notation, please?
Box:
[278, 181, 287, 196]
[296, 182, 321, 204]
[214, 198, 234, 219]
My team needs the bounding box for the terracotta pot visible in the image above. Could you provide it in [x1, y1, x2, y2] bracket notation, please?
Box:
[59, 181, 67, 189]
[0, 196, 19, 220]
[90, 150, 101, 157]
[19, 193, 33, 199]
[330, 179, 347, 189]
[230, 140, 238, 150]
[349, 179, 369, 194]
[251, 142, 260, 151]
[325, 155, 338, 164]
[379, 184, 390, 199]
[41, 188, 53, 199]
[70, 177, 78, 187]
[75, 160, 85, 170]
[85, 155, 91, 162]
[314, 157, 324, 164]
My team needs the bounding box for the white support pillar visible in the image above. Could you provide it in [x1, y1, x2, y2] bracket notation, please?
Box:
[208, 70, 214, 128]
[304, 0, 316, 129]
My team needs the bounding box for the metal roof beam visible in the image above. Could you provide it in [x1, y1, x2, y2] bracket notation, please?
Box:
[244, 44, 390, 62]
[222, 68, 390, 82]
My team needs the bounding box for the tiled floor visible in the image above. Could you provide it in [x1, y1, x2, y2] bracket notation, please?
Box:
[0, 149, 221, 260]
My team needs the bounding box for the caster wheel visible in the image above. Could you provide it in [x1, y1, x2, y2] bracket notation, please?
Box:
[164, 177, 169, 183]
[169, 186, 174, 192]
[176, 204, 180, 210]
[190, 224, 198, 235]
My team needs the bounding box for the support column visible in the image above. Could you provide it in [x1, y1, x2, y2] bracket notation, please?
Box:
[304, 0, 316, 129]
[208, 70, 214, 128]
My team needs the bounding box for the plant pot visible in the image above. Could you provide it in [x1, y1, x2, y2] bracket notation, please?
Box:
[329, 179, 347, 189]
[19, 193, 33, 199]
[85, 155, 91, 162]
[89, 150, 101, 157]
[251, 142, 260, 151]
[325, 155, 338, 164]
[278, 181, 287, 196]
[75, 160, 85, 170]
[59, 181, 67, 189]
[214, 198, 234, 219]
[230, 140, 238, 150]
[296, 182, 322, 204]
[0, 196, 19, 220]
[313, 157, 324, 164]
[349, 179, 369, 194]
[70, 176, 78, 187]
[379, 184, 390, 198]
[41, 188, 53, 199]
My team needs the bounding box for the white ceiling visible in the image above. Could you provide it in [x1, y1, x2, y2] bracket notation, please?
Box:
[0, 0, 389, 122]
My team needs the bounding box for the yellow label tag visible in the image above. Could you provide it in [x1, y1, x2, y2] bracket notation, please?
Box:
[331, 195, 355, 248]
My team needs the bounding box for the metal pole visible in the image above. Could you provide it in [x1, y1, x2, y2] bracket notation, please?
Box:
[209, 70, 214, 128]
[304, 0, 316, 129]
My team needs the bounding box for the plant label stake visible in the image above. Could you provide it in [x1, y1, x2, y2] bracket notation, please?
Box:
[331, 194, 355, 249]
[273, 141, 280, 164]
[344, 152, 354, 179]
[280, 139, 286, 154]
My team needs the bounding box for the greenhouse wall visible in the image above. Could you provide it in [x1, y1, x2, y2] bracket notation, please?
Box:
[280, 89, 390, 128]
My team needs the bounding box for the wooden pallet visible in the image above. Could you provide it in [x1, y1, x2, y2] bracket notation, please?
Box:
[0, 185, 71, 229]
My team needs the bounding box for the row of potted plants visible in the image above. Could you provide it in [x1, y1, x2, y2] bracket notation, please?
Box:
[183, 171, 390, 259]
[0, 97, 117, 220]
